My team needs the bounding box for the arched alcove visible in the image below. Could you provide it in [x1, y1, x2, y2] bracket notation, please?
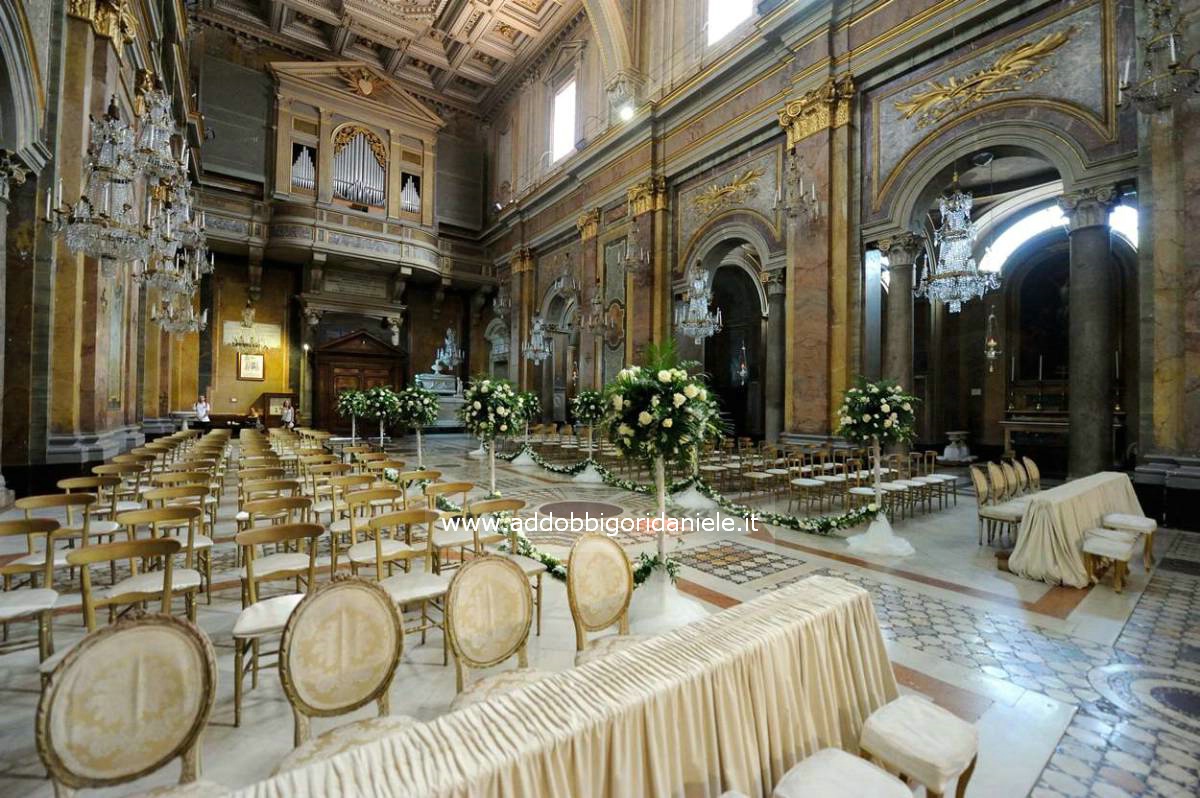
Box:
[703, 263, 765, 439]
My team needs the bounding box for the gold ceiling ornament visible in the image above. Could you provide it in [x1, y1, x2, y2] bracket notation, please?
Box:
[333, 125, 388, 168]
[895, 28, 1073, 128]
[576, 208, 602, 240]
[68, 0, 138, 46]
[626, 176, 667, 217]
[694, 167, 765, 216]
[133, 68, 156, 116]
[777, 75, 854, 147]
[339, 67, 382, 97]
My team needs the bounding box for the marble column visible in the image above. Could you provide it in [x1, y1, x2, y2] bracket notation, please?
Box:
[1060, 187, 1117, 477]
[0, 152, 29, 507]
[881, 233, 922, 392]
[764, 270, 786, 441]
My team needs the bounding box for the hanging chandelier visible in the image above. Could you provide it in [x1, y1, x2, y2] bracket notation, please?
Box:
[675, 261, 723, 344]
[622, 216, 651, 282]
[229, 299, 267, 354]
[47, 97, 148, 269]
[983, 308, 1002, 373]
[1119, 0, 1198, 114]
[581, 281, 613, 335]
[134, 81, 182, 182]
[151, 293, 208, 334]
[492, 281, 512, 319]
[522, 315, 553, 364]
[919, 174, 998, 313]
[434, 328, 464, 372]
[734, 342, 750, 386]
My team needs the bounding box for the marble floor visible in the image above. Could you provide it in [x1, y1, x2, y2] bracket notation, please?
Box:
[0, 434, 1196, 797]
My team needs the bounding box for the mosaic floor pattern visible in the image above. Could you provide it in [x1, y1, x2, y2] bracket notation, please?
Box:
[676, 540, 804, 584]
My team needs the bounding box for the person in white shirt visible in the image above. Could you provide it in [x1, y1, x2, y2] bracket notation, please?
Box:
[281, 399, 296, 429]
[193, 395, 211, 422]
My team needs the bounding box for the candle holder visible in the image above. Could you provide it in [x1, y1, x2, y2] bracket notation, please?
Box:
[1113, 382, 1123, 413]
[1035, 381, 1043, 411]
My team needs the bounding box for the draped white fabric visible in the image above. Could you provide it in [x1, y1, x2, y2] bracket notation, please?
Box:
[232, 576, 896, 798]
[1009, 472, 1144, 588]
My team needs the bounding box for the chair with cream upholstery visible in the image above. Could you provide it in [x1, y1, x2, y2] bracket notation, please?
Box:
[232, 522, 325, 727]
[968, 465, 1022, 546]
[859, 694, 978, 798]
[446, 556, 547, 709]
[348, 508, 426, 577]
[424, 481, 478, 572]
[772, 748, 910, 798]
[37, 611, 223, 797]
[141, 488, 215, 600]
[274, 577, 415, 773]
[566, 534, 645, 666]
[471, 498, 546, 635]
[1021, 456, 1041, 490]
[391, 469, 443, 508]
[113, 509, 205, 619]
[94, 461, 148, 506]
[374, 508, 451, 662]
[0, 519, 61, 662]
[1083, 528, 1139, 592]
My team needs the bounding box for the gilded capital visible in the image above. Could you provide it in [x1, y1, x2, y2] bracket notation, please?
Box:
[510, 247, 535, 274]
[879, 233, 923, 267]
[777, 74, 854, 147]
[576, 208, 601, 240]
[1058, 186, 1118, 231]
[627, 176, 667, 217]
[69, 0, 138, 46]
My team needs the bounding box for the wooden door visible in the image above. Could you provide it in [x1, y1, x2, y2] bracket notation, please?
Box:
[313, 330, 406, 433]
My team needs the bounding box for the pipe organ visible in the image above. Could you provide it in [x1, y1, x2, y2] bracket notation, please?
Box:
[332, 128, 386, 208]
[291, 145, 315, 192]
[401, 174, 421, 213]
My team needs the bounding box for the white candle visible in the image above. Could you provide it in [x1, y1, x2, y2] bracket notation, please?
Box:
[1010, 355, 1015, 382]
[1169, 35, 1177, 64]
[44, 189, 51, 220]
[1038, 355, 1043, 382]
[55, 178, 63, 206]
[1122, 57, 1130, 86]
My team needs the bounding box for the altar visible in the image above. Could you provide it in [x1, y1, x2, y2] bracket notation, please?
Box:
[415, 328, 466, 428]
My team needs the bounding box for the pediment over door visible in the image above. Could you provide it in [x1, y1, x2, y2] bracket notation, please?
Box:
[317, 330, 400, 357]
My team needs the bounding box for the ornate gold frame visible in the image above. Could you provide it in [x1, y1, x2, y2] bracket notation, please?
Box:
[445, 556, 533, 690]
[566, 534, 633, 652]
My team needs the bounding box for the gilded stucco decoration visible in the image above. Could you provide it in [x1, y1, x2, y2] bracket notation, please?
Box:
[693, 168, 765, 216]
[67, 0, 138, 46]
[777, 75, 854, 147]
[627, 177, 666, 217]
[333, 125, 388, 168]
[339, 68, 382, 97]
[895, 29, 1074, 128]
[576, 208, 602, 240]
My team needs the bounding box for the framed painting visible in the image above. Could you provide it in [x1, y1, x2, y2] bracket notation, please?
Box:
[237, 352, 265, 381]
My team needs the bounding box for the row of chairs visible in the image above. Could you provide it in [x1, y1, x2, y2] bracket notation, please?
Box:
[968, 457, 1041, 546]
[35, 527, 647, 796]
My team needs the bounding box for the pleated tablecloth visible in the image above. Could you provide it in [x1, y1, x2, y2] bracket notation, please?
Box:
[1008, 471, 1144, 588]
[232, 576, 897, 798]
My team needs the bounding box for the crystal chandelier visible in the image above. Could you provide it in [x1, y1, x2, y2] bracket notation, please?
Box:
[433, 328, 464, 373]
[492, 281, 512, 319]
[780, 151, 822, 223]
[47, 97, 148, 269]
[622, 216, 651, 282]
[734, 342, 750, 386]
[1119, 0, 1198, 114]
[134, 81, 182, 182]
[581, 281, 613, 335]
[151, 292, 208, 334]
[919, 175, 998, 313]
[522, 315, 553, 364]
[675, 261, 723, 344]
[229, 299, 267, 354]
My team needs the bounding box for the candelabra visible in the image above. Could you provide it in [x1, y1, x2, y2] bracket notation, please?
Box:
[983, 309, 1002, 373]
[433, 328, 464, 373]
[780, 151, 822, 223]
[622, 215, 652, 282]
[492, 281, 512, 320]
[675, 261, 723, 344]
[151, 293, 208, 334]
[1119, 0, 1198, 114]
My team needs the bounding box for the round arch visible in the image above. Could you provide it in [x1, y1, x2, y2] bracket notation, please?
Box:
[682, 216, 772, 319]
[0, 0, 45, 167]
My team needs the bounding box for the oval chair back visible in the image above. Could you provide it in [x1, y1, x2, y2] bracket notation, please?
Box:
[279, 577, 404, 747]
[566, 534, 633, 653]
[1022, 456, 1041, 490]
[986, 462, 1008, 503]
[968, 465, 989, 505]
[445, 556, 532, 693]
[36, 612, 216, 794]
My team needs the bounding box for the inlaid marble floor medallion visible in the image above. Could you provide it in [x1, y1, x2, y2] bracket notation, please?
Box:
[1089, 664, 1200, 743]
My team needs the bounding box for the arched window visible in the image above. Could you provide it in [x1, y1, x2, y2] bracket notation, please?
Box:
[979, 204, 1138, 274]
[332, 126, 386, 208]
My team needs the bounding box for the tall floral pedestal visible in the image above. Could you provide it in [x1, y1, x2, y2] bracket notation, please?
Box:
[845, 437, 914, 556]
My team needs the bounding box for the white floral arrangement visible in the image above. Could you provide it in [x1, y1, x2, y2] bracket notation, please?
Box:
[395, 386, 440, 429]
[570, 390, 606, 425]
[515, 391, 542, 427]
[457, 377, 519, 441]
[335, 389, 368, 420]
[363, 385, 401, 423]
[836, 378, 919, 444]
[602, 343, 722, 465]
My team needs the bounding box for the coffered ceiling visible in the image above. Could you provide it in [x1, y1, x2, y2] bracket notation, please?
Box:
[193, 0, 586, 115]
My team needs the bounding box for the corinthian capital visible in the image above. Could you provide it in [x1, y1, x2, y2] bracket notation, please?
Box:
[878, 232, 923, 267]
[1058, 186, 1118, 231]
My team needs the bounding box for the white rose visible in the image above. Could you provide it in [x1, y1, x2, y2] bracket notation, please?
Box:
[662, 418, 674, 428]
[651, 395, 660, 407]
[881, 403, 890, 413]
[862, 414, 871, 422]
[481, 386, 490, 394]
[884, 419, 893, 428]
[473, 401, 481, 410]
[699, 388, 708, 401]
[638, 411, 653, 426]
[673, 393, 686, 408]
[500, 424, 508, 432]
[890, 412, 897, 420]
[657, 370, 672, 383]
[612, 395, 624, 409]
[684, 384, 699, 399]
[497, 407, 508, 416]
[902, 402, 912, 411]
[618, 423, 633, 436]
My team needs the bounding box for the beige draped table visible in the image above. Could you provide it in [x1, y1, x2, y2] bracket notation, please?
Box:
[232, 576, 897, 798]
[1008, 471, 1144, 588]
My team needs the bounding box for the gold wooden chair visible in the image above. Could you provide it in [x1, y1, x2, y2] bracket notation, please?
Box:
[36, 611, 220, 796]
[469, 498, 545, 636]
[114, 507, 206, 614]
[373, 508, 451, 662]
[0, 519, 61, 662]
[567, 534, 645, 666]
[232, 522, 325, 727]
[445, 556, 547, 709]
[273, 577, 414, 774]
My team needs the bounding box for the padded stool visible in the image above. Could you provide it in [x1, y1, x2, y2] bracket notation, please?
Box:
[773, 748, 910, 798]
[1102, 513, 1157, 569]
[1083, 528, 1138, 592]
[860, 695, 978, 798]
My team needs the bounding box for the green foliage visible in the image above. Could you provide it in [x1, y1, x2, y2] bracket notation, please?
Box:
[395, 385, 440, 429]
[835, 377, 920, 444]
[457, 376, 519, 441]
[335, 389, 368, 420]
